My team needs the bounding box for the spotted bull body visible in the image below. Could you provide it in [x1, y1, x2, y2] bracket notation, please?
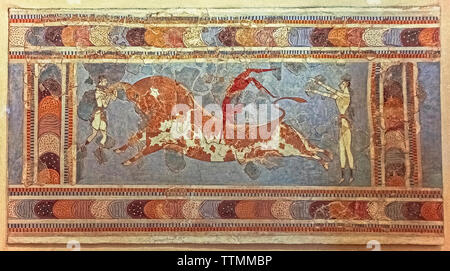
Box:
[111, 76, 332, 170]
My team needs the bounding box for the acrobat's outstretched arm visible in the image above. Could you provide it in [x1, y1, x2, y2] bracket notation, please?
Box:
[306, 88, 336, 99]
[317, 81, 350, 99]
[316, 81, 340, 95]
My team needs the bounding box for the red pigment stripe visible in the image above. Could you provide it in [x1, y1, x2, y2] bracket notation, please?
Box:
[8, 17, 439, 25]
[406, 63, 420, 186]
[67, 107, 73, 145]
[26, 110, 32, 160]
[8, 225, 443, 234]
[7, 186, 442, 194]
[8, 52, 440, 60]
[7, 187, 443, 198]
[371, 64, 382, 186]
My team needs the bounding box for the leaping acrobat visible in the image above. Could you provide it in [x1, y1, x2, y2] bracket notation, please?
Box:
[221, 68, 307, 134]
[221, 68, 278, 129]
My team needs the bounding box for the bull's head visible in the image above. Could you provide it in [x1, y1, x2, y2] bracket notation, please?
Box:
[125, 85, 144, 104]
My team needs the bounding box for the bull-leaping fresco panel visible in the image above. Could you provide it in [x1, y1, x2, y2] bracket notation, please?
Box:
[6, 7, 444, 245]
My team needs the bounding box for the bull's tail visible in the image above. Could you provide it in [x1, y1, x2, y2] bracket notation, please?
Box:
[272, 96, 307, 121]
[274, 97, 307, 104]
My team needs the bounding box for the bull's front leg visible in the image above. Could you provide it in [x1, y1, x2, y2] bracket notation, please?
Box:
[113, 130, 145, 153]
[122, 142, 163, 166]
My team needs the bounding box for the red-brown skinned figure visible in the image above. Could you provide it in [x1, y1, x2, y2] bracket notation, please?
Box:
[221, 68, 277, 136]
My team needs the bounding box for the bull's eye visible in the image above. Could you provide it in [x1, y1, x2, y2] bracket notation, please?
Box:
[135, 93, 139, 99]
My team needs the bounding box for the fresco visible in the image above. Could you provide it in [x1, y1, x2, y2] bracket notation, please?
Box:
[5, 7, 444, 245]
[75, 62, 371, 186]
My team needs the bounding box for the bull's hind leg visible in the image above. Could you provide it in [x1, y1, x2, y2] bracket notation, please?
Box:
[303, 151, 329, 170]
[288, 128, 332, 170]
[293, 128, 333, 162]
[122, 144, 163, 166]
[114, 130, 145, 153]
[309, 144, 333, 162]
[303, 143, 332, 170]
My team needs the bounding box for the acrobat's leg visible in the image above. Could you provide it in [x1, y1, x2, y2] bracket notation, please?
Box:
[86, 128, 98, 145]
[247, 77, 277, 98]
[342, 126, 354, 183]
[99, 130, 108, 146]
[338, 132, 347, 184]
[237, 68, 277, 79]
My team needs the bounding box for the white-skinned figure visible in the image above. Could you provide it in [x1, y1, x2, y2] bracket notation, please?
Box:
[81, 75, 118, 163]
[306, 74, 354, 184]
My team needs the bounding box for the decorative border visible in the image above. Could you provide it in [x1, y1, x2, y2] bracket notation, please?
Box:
[8, 50, 441, 61]
[7, 186, 443, 199]
[8, 187, 444, 234]
[368, 62, 423, 187]
[8, 25, 440, 48]
[7, 222, 444, 235]
[22, 64, 34, 186]
[8, 13, 440, 25]
[7, 199, 444, 221]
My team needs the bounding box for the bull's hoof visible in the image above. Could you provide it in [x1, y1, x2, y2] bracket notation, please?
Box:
[122, 160, 133, 166]
[323, 150, 333, 161]
[338, 178, 345, 184]
[321, 150, 333, 162]
[244, 162, 261, 180]
[94, 147, 107, 164]
[114, 148, 125, 154]
[320, 161, 329, 170]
